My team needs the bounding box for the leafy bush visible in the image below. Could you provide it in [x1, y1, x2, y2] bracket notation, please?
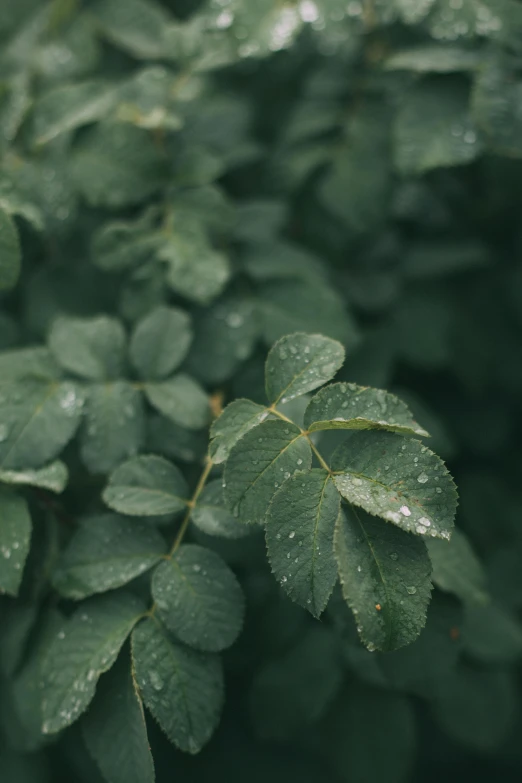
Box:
[1, 1, 522, 781]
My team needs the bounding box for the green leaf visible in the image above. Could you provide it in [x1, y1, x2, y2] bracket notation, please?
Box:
[91, 211, 162, 272]
[158, 228, 230, 305]
[334, 508, 432, 652]
[71, 122, 164, 208]
[144, 375, 209, 429]
[394, 79, 482, 174]
[427, 529, 489, 605]
[0, 489, 32, 597]
[152, 544, 244, 651]
[304, 382, 429, 436]
[266, 469, 339, 617]
[265, 332, 345, 405]
[41, 593, 145, 734]
[92, 0, 175, 59]
[131, 618, 224, 754]
[249, 626, 343, 740]
[224, 419, 312, 525]
[80, 382, 145, 475]
[0, 460, 68, 493]
[472, 61, 522, 157]
[0, 347, 60, 382]
[130, 306, 192, 380]
[82, 651, 155, 783]
[103, 455, 188, 516]
[385, 46, 480, 73]
[209, 399, 270, 465]
[32, 81, 117, 146]
[52, 514, 167, 599]
[191, 480, 251, 539]
[0, 380, 85, 470]
[0, 207, 21, 290]
[48, 315, 127, 381]
[258, 280, 358, 347]
[331, 431, 458, 540]
[243, 241, 326, 283]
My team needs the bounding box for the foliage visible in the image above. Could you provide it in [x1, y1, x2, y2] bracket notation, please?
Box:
[0, 1, 522, 782]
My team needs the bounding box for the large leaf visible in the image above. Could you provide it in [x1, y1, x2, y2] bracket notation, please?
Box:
[335, 508, 432, 652]
[130, 306, 192, 380]
[304, 382, 429, 436]
[331, 431, 458, 540]
[131, 618, 224, 754]
[0, 490, 32, 597]
[103, 455, 189, 516]
[82, 651, 155, 783]
[265, 332, 345, 405]
[80, 382, 145, 475]
[266, 469, 340, 617]
[0, 207, 21, 290]
[427, 529, 489, 605]
[224, 419, 312, 525]
[152, 544, 244, 651]
[0, 380, 85, 470]
[144, 375, 210, 430]
[48, 315, 127, 381]
[41, 593, 145, 734]
[92, 0, 175, 59]
[52, 514, 167, 599]
[209, 399, 270, 464]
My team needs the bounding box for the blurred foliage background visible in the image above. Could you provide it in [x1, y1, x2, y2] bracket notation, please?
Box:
[1, 0, 522, 781]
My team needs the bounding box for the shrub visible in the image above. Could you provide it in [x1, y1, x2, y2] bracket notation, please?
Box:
[1, 1, 522, 782]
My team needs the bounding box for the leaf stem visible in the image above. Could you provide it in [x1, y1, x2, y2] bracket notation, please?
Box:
[168, 455, 214, 558]
[269, 405, 332, 474]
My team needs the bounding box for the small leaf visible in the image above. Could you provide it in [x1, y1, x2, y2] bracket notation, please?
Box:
[0, 461, 68, 493]
[131, 618, 224, 753]
[80, 382, 145, 475]
[103, 455, 189, 516]
[92, 0, 175, 59]
[41, 593, 145, 734]
[145, 375, 209, 430]
[427, 529, 488, 605]
[152, 544, 244, 652]
[224, 419, 312, 525]
[0, 348, 60, 382]
[82, 651, 155, 783]
[265, 332, 345, 404]
[0, 380, 85, 470]
[332, 431, 458, 540]
[130, 306, 192, 380]
[191, 480, 251, 539]
[334, 508, 432, 652]
[0, 207, 21, 291]
[52, 514, 167, 600]
[32, 81, 117, 146]
[48, 315, 127, 381]
[0, 490, 32, 597]
[209, 399, 270, 465]
[304, 382, 429, 436]
[266, 469, 340, 617]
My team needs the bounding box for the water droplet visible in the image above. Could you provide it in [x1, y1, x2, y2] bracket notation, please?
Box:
[288, 531, 295, 539]
[389, 552, 398, 561]
[400, 505, 411, 517]
[406, 586, 417, 595]
[417, 472, 429, 484]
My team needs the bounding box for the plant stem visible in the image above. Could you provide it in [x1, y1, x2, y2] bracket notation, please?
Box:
[168, 455, 214, 558]
[269, 406, 332, 474]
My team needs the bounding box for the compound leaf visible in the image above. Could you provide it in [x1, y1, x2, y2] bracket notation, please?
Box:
[265, 333, 345, 405]
[334, 508, 432, 652]
[103, 455, 188, 516]
[266, 469, 339, 617]
[130, 306, 192, 380]
[224, 419, 312, 525]
[332, 431, 457, 540]
[52, 514, 167, 600]
[0, 489, 32, 597]
[131, 618, 224, 754]
[41, 593, 145, 734]
[82, 651, 155, 783]
[304, 383, 429, 437]
[152, 544, 244, 652]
